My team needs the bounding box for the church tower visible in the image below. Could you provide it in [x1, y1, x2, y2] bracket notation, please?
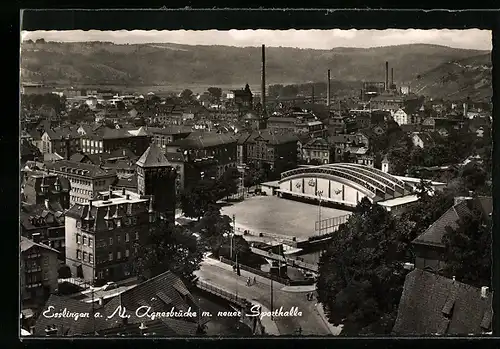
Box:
[136, 143, 177, 223]
[381, 154, 390, 174]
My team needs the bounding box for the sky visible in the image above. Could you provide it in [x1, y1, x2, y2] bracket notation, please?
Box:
[21, 29, 491, 51]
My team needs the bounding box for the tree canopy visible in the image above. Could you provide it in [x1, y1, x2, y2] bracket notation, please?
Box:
[316, 198, 410, 335]
[442, 207, 492, 288]
[132, 220, 203, 288]
[207, 87, 222, 100]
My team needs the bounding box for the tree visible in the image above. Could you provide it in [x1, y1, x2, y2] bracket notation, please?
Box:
[459, 162, 487, 192]
[207, 87, 222, 100]
[181, 89, 194, 101]
[442, 208, 491, 288]
[116, 100, 126, 110]
[132, 220, 203, 288]
[193, 205, 233, 253]
[316, 198, 410, 335]
[218, 167, 240, 199]
[180, 179, 219, 219]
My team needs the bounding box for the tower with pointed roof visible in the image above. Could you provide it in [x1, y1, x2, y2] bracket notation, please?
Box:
[381, 154, 390, 173]
[136, 143, 177, 223]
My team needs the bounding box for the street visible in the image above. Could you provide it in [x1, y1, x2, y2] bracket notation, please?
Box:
[195, 257, 334, 336]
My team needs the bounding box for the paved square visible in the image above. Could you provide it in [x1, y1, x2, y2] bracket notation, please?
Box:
[221, 196, 351, 239]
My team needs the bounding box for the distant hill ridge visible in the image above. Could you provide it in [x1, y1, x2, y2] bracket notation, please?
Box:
[21, 41, 490, 99]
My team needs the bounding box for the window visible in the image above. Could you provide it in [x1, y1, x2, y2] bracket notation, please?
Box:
[77, 250, 82, 260]
[117, 235, 121, 243]
[117, 251, 121, 259]
[43, 256, 49, 266]
[89, 254, 94, 263]
[116, 220, 121, 228]
[83, 252, 87, 262]
[109, 237, 113, 246]
[135, 232, 139, 240]
[109, 252, 113, 261]
[134, 247, 138, 254]
[89, 238, 93, 248]
[83, 236, 87, 246]
[125, 249, 130, 258]
[76, 234, 81, 244]
[43, 271, 49, 280]
[76, 220, 81, 228]
[125, 233, 129, 242]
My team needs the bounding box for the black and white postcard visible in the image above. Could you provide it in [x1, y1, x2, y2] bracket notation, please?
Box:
[19, 10, 493, 338]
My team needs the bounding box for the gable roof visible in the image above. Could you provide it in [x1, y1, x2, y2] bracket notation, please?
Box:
[136, 144, 172, 168]
[412, 197, 492, 248]
[169, 132, 237, 149]
[392, 269, 493, 335]
[20, 236, 59, 254]
[246, 130, 298, 145]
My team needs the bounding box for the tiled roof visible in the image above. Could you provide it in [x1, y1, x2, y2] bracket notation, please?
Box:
[20, 236, 59, 253]
[33, 294, 104, 336]
[328, 134, 357, 144]
[304, 137, 329, 148]
[393, 269, 493, 335]
[115, 175, 137, 189]
[170, 132, 237, 149]
[136, 144, 172, 168]
[45, 160, 117, 178]
[21, 140, 41, 157]
[246, 130, 298, 145]
[413, 197, 492, 247]
[69, 153, 87, 163]
[145, 126, 192, 136]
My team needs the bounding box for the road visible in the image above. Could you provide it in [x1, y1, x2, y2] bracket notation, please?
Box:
[195, 258, 333, 336]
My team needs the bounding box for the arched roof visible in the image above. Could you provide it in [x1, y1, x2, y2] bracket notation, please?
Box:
[279, 163, 413, 200]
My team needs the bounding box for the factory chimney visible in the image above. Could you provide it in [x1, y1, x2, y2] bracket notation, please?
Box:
[385, 62, 389, 92]
[261, 44, 266, 117]
[327, 69, 331, 107]
[391, 68, 394, 88]
[312, 84, 315, 104]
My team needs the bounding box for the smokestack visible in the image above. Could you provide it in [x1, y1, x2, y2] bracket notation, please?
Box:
[385, 62, 389, 91]
[391, 68, 394, 88]
[360, 89, 363, 102]
[312, 84, 315, 104]
[327, 69, 331, 107]
[261, 45, 266, 116]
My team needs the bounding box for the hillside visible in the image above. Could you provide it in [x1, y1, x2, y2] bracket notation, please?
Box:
[410, 53, 492, 101]
[20, 41, 488, 89]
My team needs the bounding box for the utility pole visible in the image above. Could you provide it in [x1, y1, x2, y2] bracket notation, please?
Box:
[231, 214, 235, 260]
[91, 282, 95, 335]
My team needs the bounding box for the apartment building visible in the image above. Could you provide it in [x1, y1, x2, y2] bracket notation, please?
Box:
[64, 189, 154, 283]
[45, 160, 117, 205]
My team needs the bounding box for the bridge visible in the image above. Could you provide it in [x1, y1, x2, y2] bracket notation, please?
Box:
[250, 247, 318, 273]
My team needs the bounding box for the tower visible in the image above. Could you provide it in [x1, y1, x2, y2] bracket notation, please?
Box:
[381, 154, 390, 173]
[136, 143, 177, 223]
[385, 62, 389, 92]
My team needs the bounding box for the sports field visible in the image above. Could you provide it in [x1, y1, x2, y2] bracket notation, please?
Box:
[221, 196, 350, 239]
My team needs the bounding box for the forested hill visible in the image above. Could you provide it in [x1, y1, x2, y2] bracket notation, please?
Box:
[21, 41, 488, 88]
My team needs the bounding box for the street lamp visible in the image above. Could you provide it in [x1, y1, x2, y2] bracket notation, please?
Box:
[318, 190, 323, 235]
[231, 214, 236, 260]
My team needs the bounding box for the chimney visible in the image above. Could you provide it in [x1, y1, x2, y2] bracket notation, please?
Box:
[327, 69, 331, 107]
[311, 85, 315, 104]
[261, 44, 266, 117]
[32, 233, 41, 243]
[385, 62, 389, 91]
[89, 199, 93, 209]
[391, 67, 394, 88]
[360, 89, 363, 102]
[126, 194, 130, 200]
[122, 187, 126, 195]
[481, 286, 489, 299]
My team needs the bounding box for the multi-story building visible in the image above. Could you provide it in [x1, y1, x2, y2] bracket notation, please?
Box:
[64, 189, 155, 283]
[146, 126, 192, 152]
[393, 108, 410, 126]
[136, 144, 177, 223]
[230, 84, 253, 110]
[239, 130, 298, 176]
[302, 138, 333, 165]
[166, 132, 238, 188]
[45, 160, 118, 205]
[327, 116, 345, 136]
[328, 134, 357, 162]
[80, 127, 151, 156]
[21, 236, 59, 308]
[21, 171, 70, 260]
[40, 127, 81, 157]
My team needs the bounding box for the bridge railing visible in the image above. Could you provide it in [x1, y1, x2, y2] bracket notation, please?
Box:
[196, 279, 249, 308]
[219, 256, 291, 285]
